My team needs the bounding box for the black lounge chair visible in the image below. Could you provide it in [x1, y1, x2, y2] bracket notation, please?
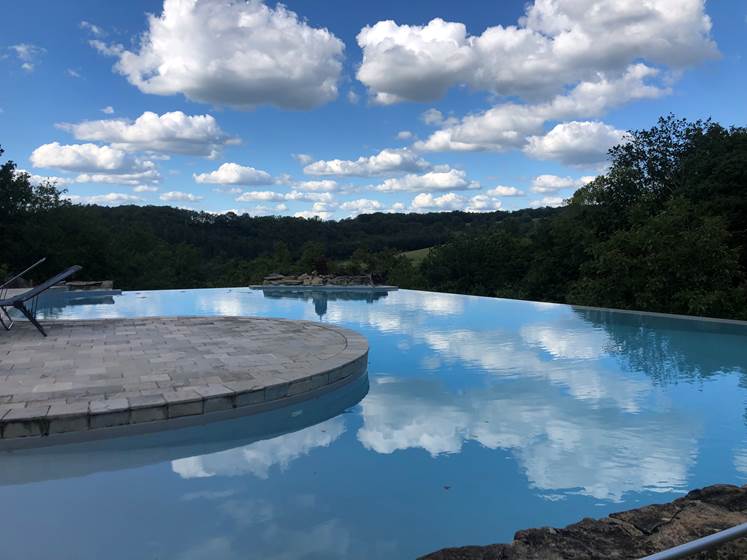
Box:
[0, 264, 82, 337]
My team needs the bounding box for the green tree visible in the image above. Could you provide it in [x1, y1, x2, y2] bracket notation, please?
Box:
[568, 198, 746, 317]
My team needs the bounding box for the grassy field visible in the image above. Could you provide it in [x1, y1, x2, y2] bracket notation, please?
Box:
[400, 247, 432, 265]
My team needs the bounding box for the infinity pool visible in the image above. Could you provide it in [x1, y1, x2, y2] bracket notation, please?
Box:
[2, 288, 747, 559]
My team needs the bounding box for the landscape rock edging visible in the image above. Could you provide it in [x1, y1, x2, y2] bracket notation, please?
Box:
[421, 484, 747, 560]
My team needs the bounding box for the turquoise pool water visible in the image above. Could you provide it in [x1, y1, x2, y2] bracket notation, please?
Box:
[2, 288, 747, 559]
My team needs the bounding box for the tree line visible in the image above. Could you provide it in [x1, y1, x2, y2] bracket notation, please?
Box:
[2, 114, 746, 319]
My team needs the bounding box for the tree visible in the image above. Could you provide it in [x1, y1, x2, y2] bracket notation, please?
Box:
[568, 198, 746, 317]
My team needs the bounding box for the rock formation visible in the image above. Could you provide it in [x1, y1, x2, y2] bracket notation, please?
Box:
[262, 272, 375, 286]
[422, 484, 747, 559]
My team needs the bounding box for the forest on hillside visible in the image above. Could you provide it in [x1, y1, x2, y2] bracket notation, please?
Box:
[2, 115, 746, 319]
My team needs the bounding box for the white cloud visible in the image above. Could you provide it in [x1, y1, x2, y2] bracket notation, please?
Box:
[80, 21, 105, 37]
[235, 191, 285, 202]
[160, 191, 203, 202]
[194, 163, 273, 186]
[133, 185, 159, 193]
[292, 153, 314, 165]
[18, 171, 72, 186]
[212, 186, 243, 195]
[372, 168, 478, 192]
[89, 39, 123, 57]
[86, 192, 143, 205]
[294, 209, 335, 220]
[409, 192, 504, 213]
[530, 196, 566, 208]
[304, 148, 429, 177]
[396, 130, 413, 140]
[61, 111, 236, 158]
[347, 90, 360, 104]
[415, 64, 667, 153]
[173, 417, 345, 479]
[486, 185, 524, 197]
[531, 174, 593, 193]
[293, 180, 338, 192]
[74, 169, 161, 186]
[235, 190, 334, 203]
[284, 191, 334, 203]
[100, 106, 114, 114]
[66, 68, 81, 78]
[9, 43, 45, 72]
[356, 1, 716, 104]
[30, 142, 155, 174]
[411, 192, 465, 212]
[340, 198, 383, 216]
[524, 120, 627, 166]
[465, 194, 502, 212]
[98, 0, 344, 109]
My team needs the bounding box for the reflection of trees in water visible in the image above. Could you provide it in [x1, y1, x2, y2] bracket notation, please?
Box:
[573, 307, 747, 385]
[261, 289, 389, 319]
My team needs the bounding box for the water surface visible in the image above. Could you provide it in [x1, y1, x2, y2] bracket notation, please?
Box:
[1, 288, 746, 559]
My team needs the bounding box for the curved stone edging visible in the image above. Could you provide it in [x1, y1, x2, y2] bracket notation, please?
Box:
[0, 316, 368, 446]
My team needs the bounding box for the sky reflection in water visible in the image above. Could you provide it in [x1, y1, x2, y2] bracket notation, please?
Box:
[1, 288, 746, 559]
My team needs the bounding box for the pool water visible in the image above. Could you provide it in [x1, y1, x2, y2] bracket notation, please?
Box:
[2, 288, 747, 559]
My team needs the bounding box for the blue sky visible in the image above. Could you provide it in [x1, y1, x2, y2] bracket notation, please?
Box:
[2, 0, 746, 219]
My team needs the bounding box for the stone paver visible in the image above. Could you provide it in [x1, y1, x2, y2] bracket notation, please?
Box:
[0, 317, 368, 441]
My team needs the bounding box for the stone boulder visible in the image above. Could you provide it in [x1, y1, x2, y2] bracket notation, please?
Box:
[421, 484, 747, 560]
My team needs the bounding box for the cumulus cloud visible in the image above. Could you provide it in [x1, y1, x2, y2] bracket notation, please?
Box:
[74, 170, 161, 186]
[284, 191, 334, 203]
[293, 180, 338, 192]
[486, 185, 524, 197]
[100, 106, 114, 114]
[524, 121, 627, 165]
[235, 191, 285, 203]
[133, 185, 158, 193]
[235, 190, 334, 204]
[410, 192, 503, 213]
[465, 194, 503, 212]
[60, 111, 237, 158]
[411, 192, 460, 212]
[9, 43, 46, 72]
[294, 209, 335, 220]
[86, 192, 143, 205]
[415, 64, 667, 153]
[530, 196, 566, 208]
[292, 153, 314, 165]
[30, 142, 155, 174]
[160, 191, 203, 202]
[531, 174, 593, 193]
[18, 171, 72, 186]
[303, 148, 429, 177]
[356, 1, 717, 104]
[396, 130, 413, 140]
[340, 198, 383, 216]
[421, 108, 456, 126]
[96, 0, 344, 109]
[372, 168, 478, 192]
[194, 163, 273, 186]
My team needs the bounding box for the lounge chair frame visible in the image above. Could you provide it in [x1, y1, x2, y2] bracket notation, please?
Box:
[0, 262, 81, 337]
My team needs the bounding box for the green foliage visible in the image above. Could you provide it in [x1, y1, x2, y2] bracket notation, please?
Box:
[568, 198, 746, 316]
[420, 116, 747, 319]
[3, 114, 747, 320]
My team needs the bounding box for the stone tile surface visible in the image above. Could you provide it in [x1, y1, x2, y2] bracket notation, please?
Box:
[0, 317, 368, 440]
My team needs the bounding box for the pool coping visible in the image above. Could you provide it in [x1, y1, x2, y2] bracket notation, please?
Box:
[0, 316, 369, 449]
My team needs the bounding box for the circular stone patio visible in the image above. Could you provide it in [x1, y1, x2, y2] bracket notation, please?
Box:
[0, 317, 368, 443]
